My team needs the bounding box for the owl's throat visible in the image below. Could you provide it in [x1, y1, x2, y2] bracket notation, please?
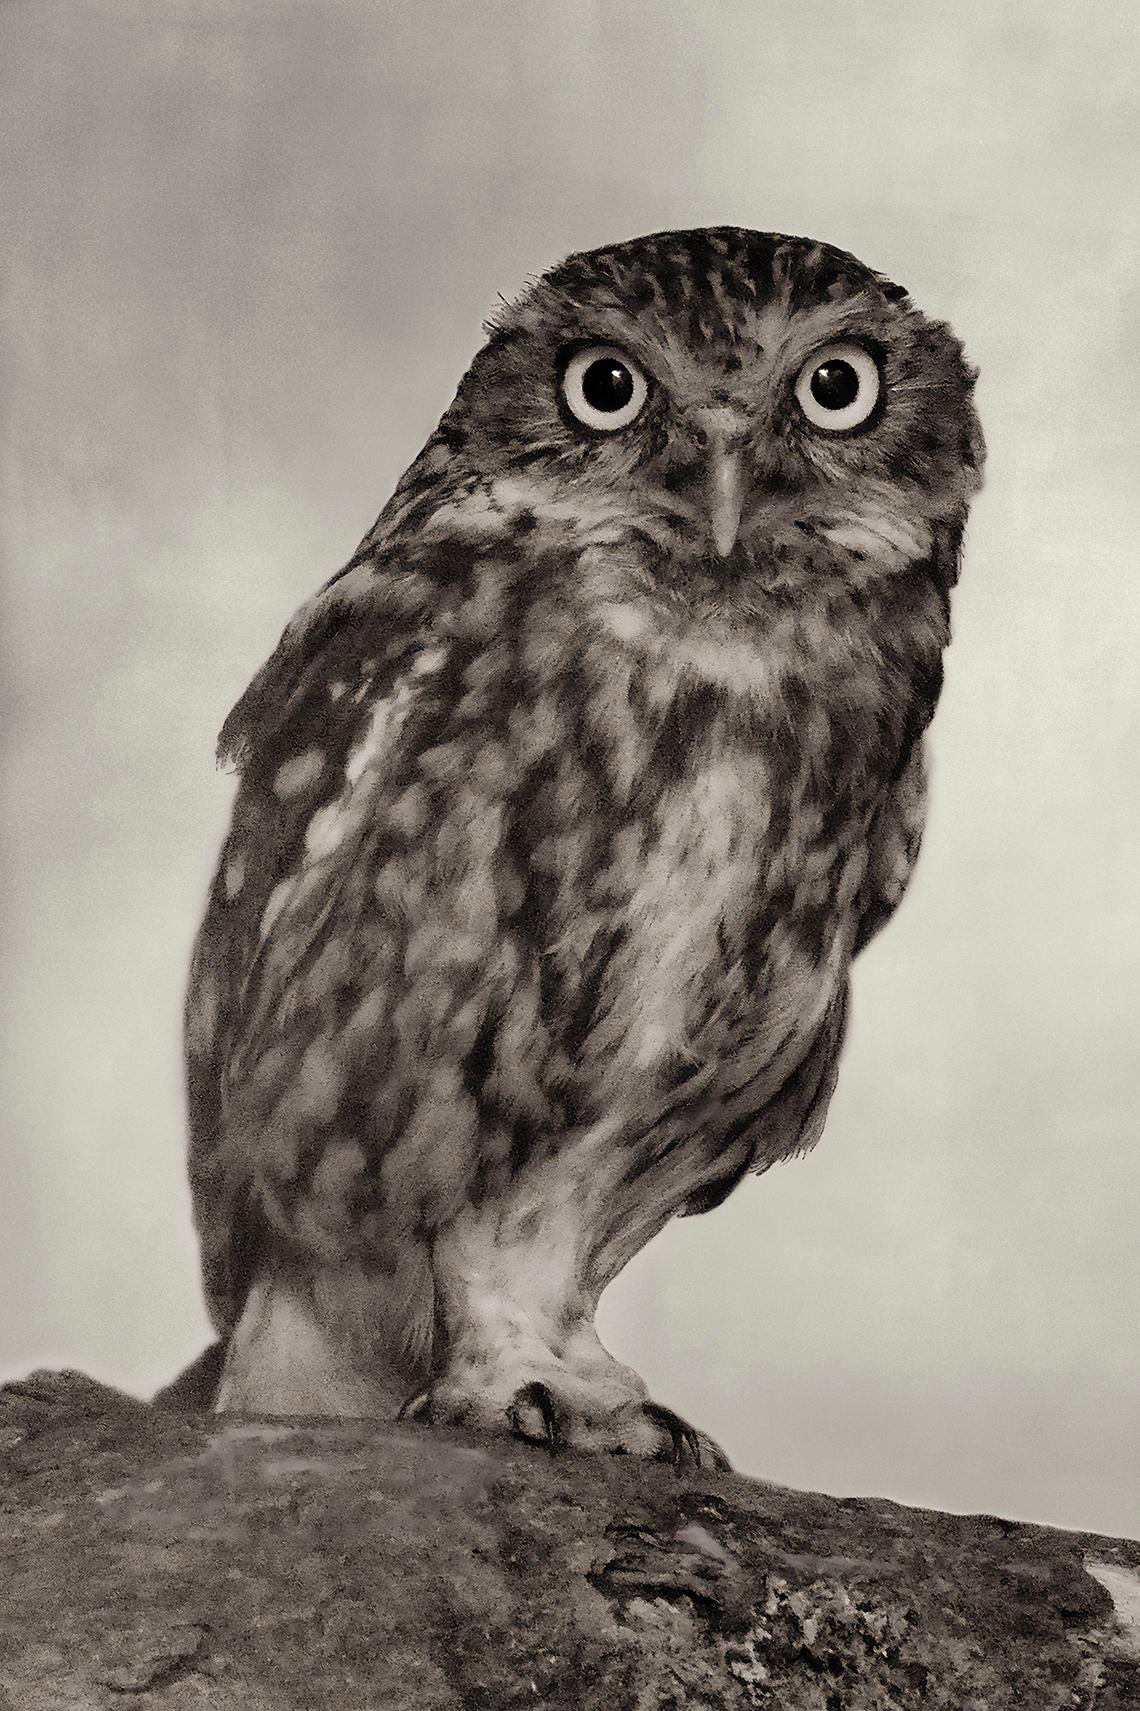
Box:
[671, 540, 757, 589]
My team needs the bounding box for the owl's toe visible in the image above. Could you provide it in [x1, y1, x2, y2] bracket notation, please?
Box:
[505, 1388, 711, 1473]
[396, 1387, 434, 1423]
[398, 1373, 730, 1475]
[507, 1390, 731, 1474]
[641, 1401, 703, 1472]
[638, 1403, 731, 1473]
[507, 1380, 565, 1452]
[684, 1424, 732, 1474]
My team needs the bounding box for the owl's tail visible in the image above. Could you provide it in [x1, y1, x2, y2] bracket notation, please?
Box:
[152, 1339, 228, 1412]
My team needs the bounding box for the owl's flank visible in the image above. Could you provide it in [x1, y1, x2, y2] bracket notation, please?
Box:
[184, 227, 983, 1463]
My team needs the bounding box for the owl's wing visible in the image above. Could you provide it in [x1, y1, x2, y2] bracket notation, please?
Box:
[852, 737, 928, 956]
[848, 508, 964, 956]
[185, 547, 444, 1328]
[677, 980, 850, 1218]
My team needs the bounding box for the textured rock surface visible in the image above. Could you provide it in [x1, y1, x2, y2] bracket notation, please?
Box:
[2, 1369, 1138, 1709]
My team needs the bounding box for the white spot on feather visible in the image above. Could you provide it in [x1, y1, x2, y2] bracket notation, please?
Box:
[259, 879, 294, 939]
[412, 644, 447, 677]
[301, 647, 445, 864]
[671, 631, 769, 694]
[304, 802, 350, 860]
[274, 748, 325, 799]
[821, 513, 930, 566]
[489, 474, 627, 544]
[344, 682, 414, 785]
[421, 487, 507, 540]
[601, 602, 649, 643]
[223, 852, 246, 900]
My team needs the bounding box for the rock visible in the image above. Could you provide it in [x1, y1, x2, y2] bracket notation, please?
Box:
[1, 1369, 1137, 1708]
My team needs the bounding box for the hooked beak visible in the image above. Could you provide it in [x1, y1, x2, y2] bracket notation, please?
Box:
[689, 407, 749, 559]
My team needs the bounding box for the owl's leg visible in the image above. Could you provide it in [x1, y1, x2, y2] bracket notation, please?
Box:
[406, 1189, 729, 1469]
[214, 1254, 431, 1419]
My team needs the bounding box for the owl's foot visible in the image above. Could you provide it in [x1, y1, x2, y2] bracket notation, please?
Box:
[506, 1387, 721, 1475]
[398, 1376, 730, 1473]
[418, 1203, 731, 1470]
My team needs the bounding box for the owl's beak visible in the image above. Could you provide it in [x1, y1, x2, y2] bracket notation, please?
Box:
[679, 407, 750, 560]
[709, 442, 745, 558]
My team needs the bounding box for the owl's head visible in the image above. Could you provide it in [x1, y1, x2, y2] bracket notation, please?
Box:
[427, 227, 983, 631]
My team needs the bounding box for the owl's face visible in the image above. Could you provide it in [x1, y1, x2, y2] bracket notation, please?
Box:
[432, 228, 983, 634]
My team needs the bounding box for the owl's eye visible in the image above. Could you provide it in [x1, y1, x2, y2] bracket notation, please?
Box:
[560, 345, 649, 432]
[794, 341, 881, 432]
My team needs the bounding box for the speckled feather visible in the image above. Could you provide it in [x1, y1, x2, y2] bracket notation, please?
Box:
[185, 228, 983, 1450]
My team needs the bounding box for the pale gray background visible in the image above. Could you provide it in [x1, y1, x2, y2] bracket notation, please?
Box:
[3, 0, 1137, 1538]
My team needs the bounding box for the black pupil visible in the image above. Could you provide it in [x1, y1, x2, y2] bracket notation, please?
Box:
[582, 357, 634, 413]
[810, 360, 861, 411]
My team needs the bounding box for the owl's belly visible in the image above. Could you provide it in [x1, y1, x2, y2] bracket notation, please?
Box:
[434, 745, 858, 1310]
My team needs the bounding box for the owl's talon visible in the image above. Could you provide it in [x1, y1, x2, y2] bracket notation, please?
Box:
[507, 1380, 565, 1453]
[703, 1438, 734, 1473]
[399, 1376, 728, 1469]
[642, 1402, 703, 1475]
[397, 1388, 433, 1424]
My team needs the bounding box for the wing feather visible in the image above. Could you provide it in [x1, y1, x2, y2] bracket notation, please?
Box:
[185, 550, 442, 1327]
[853, 738, 928, 957]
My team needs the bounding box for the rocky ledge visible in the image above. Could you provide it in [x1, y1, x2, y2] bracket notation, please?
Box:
[1, 1369, 1137, 1708]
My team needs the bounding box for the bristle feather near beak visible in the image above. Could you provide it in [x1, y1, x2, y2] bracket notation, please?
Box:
[711, 443, 744, 558]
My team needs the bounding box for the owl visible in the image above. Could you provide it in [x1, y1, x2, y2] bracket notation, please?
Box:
[183, 227, 983, 1468]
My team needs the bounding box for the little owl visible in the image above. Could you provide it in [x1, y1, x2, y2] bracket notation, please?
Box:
[181, 227, 984, 1467]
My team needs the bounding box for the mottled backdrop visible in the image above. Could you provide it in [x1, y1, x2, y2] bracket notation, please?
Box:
[2, 0, 1137, 1537]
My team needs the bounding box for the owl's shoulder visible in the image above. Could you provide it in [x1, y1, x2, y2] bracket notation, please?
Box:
[217, 550, 436, 771]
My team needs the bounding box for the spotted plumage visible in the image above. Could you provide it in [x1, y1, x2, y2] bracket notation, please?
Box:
[183, 227, 983, 1462]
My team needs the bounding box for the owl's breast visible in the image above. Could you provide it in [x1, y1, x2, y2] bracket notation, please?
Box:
[564, 732, 867, 1119]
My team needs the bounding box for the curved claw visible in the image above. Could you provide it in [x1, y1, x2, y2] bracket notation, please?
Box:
[397, 1388, 433, 1424]
[507, 1381, 564, 1454]
[702, 1439, 734, 1474]
[642, 1402, 703, 1475]
[701, 1437, 729, 1478]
